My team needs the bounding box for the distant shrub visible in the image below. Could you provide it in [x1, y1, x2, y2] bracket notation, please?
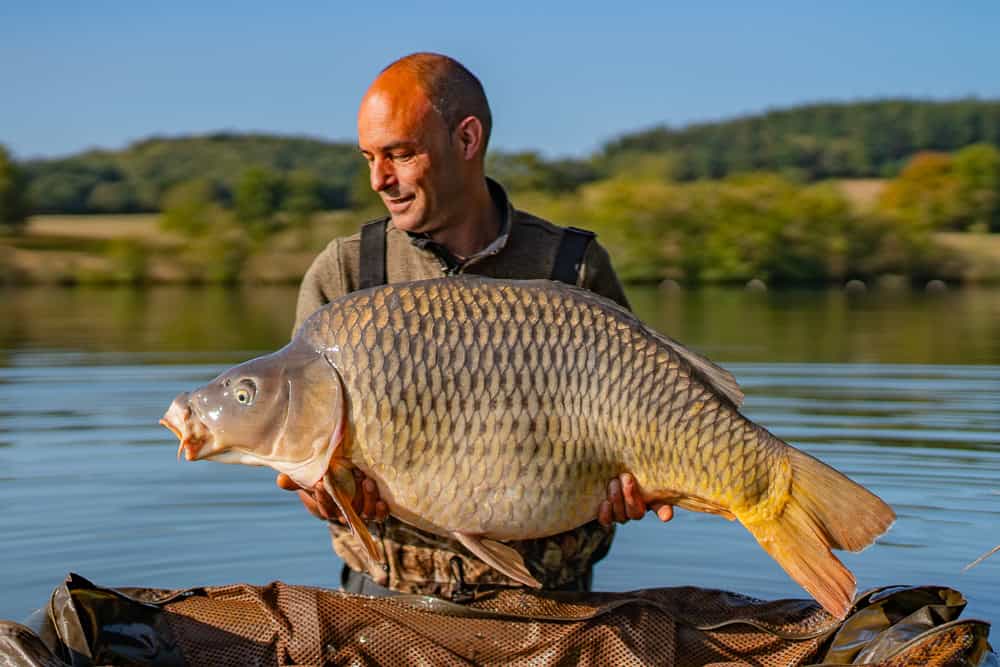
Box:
[105, 240, 149, 285]
[160, 179, 225, 236]
[0, 145, 29, 234]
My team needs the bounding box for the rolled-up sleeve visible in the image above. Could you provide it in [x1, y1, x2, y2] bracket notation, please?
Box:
[293, 240, 347, 335]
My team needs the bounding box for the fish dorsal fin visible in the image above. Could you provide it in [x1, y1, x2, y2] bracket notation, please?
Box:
[456, 277, 746, 408]
[522, 278, 745, 408]
[648, 329, 745, 408]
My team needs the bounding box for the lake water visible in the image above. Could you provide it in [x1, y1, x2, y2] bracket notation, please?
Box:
[1, 285, 998, 625]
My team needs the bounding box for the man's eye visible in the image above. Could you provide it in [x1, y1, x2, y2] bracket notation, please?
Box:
[391, 153, 414, 162]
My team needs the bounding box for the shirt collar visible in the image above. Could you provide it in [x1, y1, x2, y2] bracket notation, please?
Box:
[405, 177, 512, 272]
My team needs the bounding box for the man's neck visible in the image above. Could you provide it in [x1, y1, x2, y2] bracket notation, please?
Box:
[426, 179, 500, 260]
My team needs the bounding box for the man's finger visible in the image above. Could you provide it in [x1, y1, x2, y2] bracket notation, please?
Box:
[597, 500, 613, 528]
[297, 490, 326, 520]
[361, 479, 377, 519]
[312, 480, 342, 520]
[619, 473, 647, 520]
[608, 478, 628, 524]
[374, 500, 389, 522]
[276, 473, 302, 491]
[652, 503, 674, 523]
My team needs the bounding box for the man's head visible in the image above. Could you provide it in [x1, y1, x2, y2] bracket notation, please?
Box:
[358, 53, 492, 234]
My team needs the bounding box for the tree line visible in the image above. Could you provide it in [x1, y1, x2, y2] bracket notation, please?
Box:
[4, 99, 999, 218]
[601, 98, 1000, 181]
[17, 133, 362, 216]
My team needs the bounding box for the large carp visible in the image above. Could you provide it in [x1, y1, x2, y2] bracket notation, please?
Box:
[161, 277, 894, 617]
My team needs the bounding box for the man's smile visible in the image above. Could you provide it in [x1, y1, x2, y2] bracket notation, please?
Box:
[386, 194, 415, 212]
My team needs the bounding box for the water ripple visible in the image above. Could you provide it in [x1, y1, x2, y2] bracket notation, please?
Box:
[1, 354, 998, 625]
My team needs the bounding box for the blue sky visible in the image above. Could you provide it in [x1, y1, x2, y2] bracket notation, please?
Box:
[2, 2, 999, 160]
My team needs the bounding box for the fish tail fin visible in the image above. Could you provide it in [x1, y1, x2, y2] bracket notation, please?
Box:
[743, 447, 895, 618]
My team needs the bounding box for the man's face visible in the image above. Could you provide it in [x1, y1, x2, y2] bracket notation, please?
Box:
[357, 88, 464, 234]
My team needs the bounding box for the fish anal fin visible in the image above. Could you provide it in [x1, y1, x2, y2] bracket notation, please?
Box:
[323, 463, 382, 566]
[453, 533, 541, 588]
[674, 496, 737, 520]
[648, 489, 737, 521]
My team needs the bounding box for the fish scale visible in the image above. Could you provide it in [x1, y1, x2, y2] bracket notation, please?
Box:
[305, 279, 771, 539]
[163, 275, 894, 616]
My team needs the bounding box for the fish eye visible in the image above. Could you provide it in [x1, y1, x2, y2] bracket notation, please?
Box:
[233, 380, 256, 406]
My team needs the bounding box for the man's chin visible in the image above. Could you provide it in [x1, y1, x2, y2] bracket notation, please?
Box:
[388, 208, 427, 233]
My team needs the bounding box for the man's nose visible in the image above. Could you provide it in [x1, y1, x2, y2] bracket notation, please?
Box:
[370, 158, 395, 192]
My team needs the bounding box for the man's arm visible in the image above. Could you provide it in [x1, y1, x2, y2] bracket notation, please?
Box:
[292, 240, 347, 335]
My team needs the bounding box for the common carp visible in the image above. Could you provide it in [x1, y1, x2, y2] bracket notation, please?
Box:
[161, 277, 894, 617]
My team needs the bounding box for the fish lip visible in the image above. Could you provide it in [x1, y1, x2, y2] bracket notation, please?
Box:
[159, 417, 182, 440]
[161, 397, 211, 461]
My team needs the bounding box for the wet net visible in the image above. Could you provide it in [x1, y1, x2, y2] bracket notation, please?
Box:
[1, 574, 995, 666]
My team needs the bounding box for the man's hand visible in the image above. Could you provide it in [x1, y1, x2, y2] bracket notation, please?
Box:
[276, 468, 389, 523]
[597, 473, 674, 528]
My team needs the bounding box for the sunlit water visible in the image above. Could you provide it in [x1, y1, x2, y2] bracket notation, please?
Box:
[1, 285, 998, 624]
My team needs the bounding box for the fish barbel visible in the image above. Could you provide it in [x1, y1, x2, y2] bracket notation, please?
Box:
[161, 277, 894, 617]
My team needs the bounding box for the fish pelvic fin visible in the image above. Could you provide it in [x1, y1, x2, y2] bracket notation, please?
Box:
[453, 533, 541, 589]
[323, 466, 383, 566]
[743, 447, 895, 619]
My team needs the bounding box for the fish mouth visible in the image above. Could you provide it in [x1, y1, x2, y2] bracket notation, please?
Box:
[160, 395, 212, 461]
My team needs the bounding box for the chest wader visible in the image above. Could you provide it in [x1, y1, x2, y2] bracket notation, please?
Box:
[341, 218, 599, 598]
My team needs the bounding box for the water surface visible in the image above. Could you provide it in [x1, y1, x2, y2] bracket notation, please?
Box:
[1, 285, 998, 623]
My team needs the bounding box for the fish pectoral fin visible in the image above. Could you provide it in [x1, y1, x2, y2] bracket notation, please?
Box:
[323, 470, 383, 566]
[453, 533, 541, 589]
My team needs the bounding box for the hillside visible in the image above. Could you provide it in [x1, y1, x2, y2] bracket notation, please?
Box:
[600, 98, 1000, 180]
[20, 133, 362, 215]
[11, 98, 1000, 215]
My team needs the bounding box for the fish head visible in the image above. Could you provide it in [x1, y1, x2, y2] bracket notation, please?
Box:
[161, 342, 346, 488]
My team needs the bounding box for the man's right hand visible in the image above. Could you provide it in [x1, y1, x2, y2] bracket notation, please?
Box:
[276, 468, 389, 523]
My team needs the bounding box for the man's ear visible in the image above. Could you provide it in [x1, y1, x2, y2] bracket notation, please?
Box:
[454, 116, 485, 161]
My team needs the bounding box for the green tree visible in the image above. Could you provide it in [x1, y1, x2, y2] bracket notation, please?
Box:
[283, 169, 322, 246]
[952, 143, 1000, 232]
[0, 145, 29, 234]
[283, 169, 321, 222]
[160, 179, 220, 236]
[234, 166, 283, 239]
[87, 181, 136, 212]
[878, 152, 961, 230]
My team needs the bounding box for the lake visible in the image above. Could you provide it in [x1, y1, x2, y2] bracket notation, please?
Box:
[1, 284, 998, 624]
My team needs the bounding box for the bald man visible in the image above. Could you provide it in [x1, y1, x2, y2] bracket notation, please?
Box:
[279, 53, 672, 598]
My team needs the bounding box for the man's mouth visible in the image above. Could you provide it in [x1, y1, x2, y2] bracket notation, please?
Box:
[386, 194, 415, 213]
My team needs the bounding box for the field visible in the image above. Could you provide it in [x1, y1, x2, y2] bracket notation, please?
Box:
[834, 179, 886, 211]
[3, 202, 1000, 285]
[0, 211, 358, 285]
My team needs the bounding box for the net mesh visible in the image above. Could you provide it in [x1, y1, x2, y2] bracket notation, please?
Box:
[4, 578, 992, 666]
[160, 583, 837, 666]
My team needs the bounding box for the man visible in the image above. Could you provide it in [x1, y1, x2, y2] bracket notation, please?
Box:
[277, 53, 672, 598]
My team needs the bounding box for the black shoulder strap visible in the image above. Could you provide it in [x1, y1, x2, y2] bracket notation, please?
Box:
[551, 226, 596, 285]
[359, 218, 389, 289]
